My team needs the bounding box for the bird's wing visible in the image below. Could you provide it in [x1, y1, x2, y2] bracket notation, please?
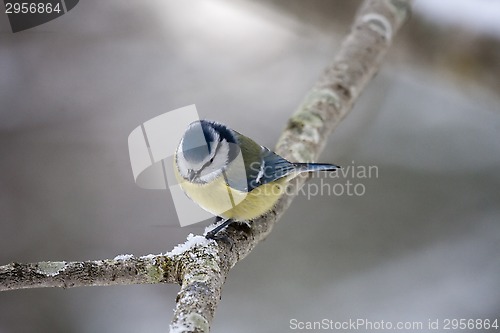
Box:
[222, 132, 297, 193]
[243, 146, 297, 192]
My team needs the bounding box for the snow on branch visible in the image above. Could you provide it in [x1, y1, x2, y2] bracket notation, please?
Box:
[0, 1, 411, 332]
[0, 234, 213, 291]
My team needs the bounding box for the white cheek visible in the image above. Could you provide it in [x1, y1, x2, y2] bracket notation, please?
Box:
[176, 147, 189, 177]
[199, 145, 228, 182]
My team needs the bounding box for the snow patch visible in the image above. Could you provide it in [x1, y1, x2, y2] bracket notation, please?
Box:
[140, 254, 157, 260]
[169, 234, 211, 256]
[114, 254, 134, 261]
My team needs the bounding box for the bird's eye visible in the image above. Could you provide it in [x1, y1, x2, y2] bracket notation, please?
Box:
[210, 158, 214, 163]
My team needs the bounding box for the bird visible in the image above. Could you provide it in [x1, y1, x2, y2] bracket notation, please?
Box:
[174, 119, 340, 239]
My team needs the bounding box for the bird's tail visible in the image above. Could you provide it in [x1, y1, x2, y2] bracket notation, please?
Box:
[293, 162, 340, 173]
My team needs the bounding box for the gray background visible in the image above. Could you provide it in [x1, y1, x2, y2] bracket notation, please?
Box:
[1, 0, 499, 332]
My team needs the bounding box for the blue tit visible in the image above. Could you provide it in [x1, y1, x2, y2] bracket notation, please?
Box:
[174, 119, 340, 238]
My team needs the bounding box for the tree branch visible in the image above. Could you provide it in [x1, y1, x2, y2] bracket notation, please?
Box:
[0, 1, 411, 332]
[0, 255, 177, 290]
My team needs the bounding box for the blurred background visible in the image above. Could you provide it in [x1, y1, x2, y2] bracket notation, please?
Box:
[1, 0, 499, 332]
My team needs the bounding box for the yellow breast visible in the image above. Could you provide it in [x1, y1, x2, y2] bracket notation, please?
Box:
[174, 166, 288, 221]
